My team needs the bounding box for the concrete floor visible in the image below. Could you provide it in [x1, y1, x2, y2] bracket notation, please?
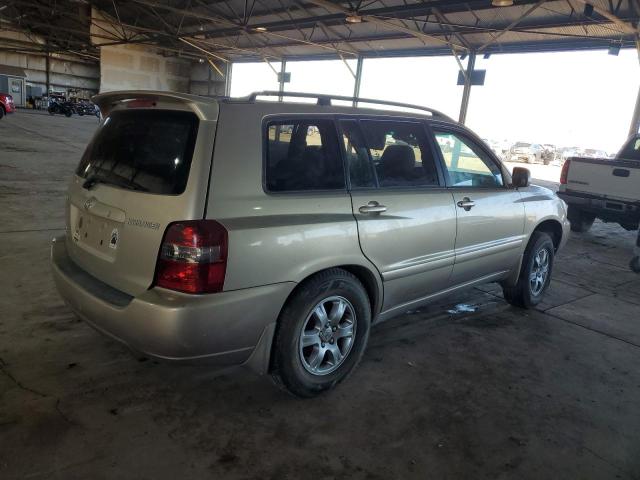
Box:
[1, 111, 640, 480]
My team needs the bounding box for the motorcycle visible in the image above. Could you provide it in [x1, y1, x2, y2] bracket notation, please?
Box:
[48, 100, 74, 117]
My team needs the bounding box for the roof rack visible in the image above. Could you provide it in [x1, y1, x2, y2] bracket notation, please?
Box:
[242, 91, 455, 122]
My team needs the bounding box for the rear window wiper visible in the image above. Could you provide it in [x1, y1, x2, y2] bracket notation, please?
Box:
[82, 175, 149, 192]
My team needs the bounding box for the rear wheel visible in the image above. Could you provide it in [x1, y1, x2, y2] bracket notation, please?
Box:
[271, 268, 371, 397]
[503, 231, 554, 308]
[0, 107, 4, 119]
[567, 205, 595, 233]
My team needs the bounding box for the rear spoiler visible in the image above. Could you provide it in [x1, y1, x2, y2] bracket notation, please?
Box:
[91, 90, 220, 120]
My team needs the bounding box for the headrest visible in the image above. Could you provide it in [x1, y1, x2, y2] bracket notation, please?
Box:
[381, 145, 415, 178]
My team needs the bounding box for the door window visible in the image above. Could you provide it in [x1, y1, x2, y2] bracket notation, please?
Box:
[342, 119, 440, 188]
[434, 131, 503, 188]
[265, 119, 344, 192]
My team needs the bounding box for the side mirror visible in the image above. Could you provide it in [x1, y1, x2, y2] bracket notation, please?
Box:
[512, 167, 531, 188]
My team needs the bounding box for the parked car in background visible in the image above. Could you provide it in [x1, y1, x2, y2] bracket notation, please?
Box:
[558, 134, 640, 232]
[507, 142, 546, 164]
[581, 148, 609, 159]
[542, 144, 556, 164]
[51, 90, 569, 397]
[0, 92, 16, 119]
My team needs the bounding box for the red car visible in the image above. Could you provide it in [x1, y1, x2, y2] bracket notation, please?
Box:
[0, 93, 16, 119]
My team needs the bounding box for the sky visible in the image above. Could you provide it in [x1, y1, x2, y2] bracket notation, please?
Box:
[230, 49, 640, 154]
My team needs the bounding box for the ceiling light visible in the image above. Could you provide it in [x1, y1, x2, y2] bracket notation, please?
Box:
[492, 0, 513, 6]
[346, 14, 362, 24]
[255, 26, 267, 32]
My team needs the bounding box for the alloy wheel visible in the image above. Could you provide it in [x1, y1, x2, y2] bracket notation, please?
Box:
[529, 247, 550, 296]
[298, 296, 356, 376]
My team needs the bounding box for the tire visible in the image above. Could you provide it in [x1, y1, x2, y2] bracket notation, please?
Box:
[503, 231, 555, 308]
[271, 268, 371, 398]
[0, 107, 4, 120]
[48, 107, 55, 115]
[567, 205, 595, 233]
[64, 109, 72, 117]
[631, 256, 640, 274]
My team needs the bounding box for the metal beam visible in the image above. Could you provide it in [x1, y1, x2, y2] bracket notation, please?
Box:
[478, 0, 547, 52]
[302, 0, 465, 50]
[459, 51, 476, 124]
[572, 0, 638, 34]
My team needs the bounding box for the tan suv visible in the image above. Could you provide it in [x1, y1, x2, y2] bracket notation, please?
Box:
[51, 90, 570, 397]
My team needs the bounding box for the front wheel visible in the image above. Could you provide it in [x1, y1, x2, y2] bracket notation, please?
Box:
[271, 268, 371, 397]
[503, 231, 555, 308]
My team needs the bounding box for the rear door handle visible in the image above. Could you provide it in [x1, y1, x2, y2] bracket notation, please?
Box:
[359, 201, 387, 214]
[456, 197, 475, 211]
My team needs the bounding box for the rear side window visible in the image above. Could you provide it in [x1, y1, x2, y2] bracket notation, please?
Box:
[343, 119, 440, 188]
[265, 119, 344, 192]
[76, 109, 198, 195]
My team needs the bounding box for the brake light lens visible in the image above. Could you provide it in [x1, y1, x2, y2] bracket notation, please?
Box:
[155, 220, 228, 294]
[560, 159, 571, 185]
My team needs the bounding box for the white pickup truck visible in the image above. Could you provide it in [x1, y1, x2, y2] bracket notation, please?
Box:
[558, 134, 640, 233]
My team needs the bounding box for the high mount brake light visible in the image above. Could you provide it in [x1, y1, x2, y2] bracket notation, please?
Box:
[155, 220, 228, 294]
[125, 98, 157, 108]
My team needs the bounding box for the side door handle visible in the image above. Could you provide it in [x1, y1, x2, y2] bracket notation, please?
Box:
[359, 201, 387, 215]
[456, 197, 475, 211]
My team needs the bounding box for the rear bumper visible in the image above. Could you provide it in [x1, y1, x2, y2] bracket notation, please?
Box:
[51, 236, 295, 369]
[557, 190, 640, 223]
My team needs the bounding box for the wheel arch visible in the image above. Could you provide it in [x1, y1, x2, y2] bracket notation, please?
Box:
[532, 218, 563, 251]
[266, 263, 383, 374]
[502, 217, 563, 288]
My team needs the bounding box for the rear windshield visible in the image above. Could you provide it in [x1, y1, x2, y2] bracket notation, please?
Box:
[76, 109, 198, 195]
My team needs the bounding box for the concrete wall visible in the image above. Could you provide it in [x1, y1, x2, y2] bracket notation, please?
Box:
[98, 44, 191, 93]
[189, 62, 227, 96]
[0, 31, 99, 98]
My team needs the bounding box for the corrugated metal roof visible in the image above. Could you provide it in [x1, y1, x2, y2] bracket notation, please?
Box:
[2, 0, 638, 62]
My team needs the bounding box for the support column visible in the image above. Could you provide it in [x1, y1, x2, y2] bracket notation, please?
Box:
[45, 52, 51, 95]
[629, 84, 640, 137]
[278, 60, 287, 101]
[458, 51, 476, 124]
[224, 62, 232, 97]
[353, 56, 363, 106]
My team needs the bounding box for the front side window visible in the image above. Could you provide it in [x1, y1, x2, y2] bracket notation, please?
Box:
[434, 131, 503, 188]
[344, 119, 440, 188]
[265, 119, 344, 192]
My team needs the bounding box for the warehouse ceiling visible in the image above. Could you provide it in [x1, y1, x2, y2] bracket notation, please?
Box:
[1, 0, 639, 64]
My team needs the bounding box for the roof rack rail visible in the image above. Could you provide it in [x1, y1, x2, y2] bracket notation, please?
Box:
[243, 91, 455, 122]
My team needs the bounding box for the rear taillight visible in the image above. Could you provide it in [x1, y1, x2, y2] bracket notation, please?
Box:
[560, 159, 571, 185]
[155, 220, 228, 294]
